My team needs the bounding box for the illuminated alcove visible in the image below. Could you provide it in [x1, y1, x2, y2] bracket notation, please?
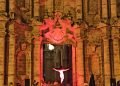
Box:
[43, 44, 72, 85]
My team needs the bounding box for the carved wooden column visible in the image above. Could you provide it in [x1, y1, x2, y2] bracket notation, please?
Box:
[31, 19, 42, 86]
[0, 15, 7, 86]
[113, 21, 120, 81]
[103, 38, 110, 86]
[76, 40, 84, 86]
[75, 27, 84, 86]
[0, 0, 6, 12]
[9, 0, 15, 12]
[112, 26, 120, 81]
[39, 0, 45, 21]
[0, 31, 5, 86]
[102, 0, 108, 18]
[72, 46, 76, 86]
[45, 0, 53, 13]
[75, 0, 82, 20]
[34, 0, 40, 17]
[9, 0, 15, 19]
[8, 23, 15, 85]
[25, 30, 32, 85]
[111, 0, 117, 17]
[113, 38, 120, 80]
[33, 38, 41, 86]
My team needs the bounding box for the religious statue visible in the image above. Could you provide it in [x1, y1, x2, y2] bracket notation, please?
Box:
[53, 67, 69, 83]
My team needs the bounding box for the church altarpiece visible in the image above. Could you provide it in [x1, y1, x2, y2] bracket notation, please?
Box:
[2, 11, 120, 86]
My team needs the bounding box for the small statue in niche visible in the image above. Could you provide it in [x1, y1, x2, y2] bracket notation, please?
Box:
[16, 41, 29, 76]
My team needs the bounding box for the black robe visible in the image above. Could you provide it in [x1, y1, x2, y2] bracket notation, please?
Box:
[89, 74, 95, 86]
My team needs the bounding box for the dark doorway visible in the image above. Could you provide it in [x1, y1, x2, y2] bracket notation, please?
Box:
[43, 44, 72, 85]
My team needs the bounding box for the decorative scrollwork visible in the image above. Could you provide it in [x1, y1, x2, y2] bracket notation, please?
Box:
[39, 12, 79, 46]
